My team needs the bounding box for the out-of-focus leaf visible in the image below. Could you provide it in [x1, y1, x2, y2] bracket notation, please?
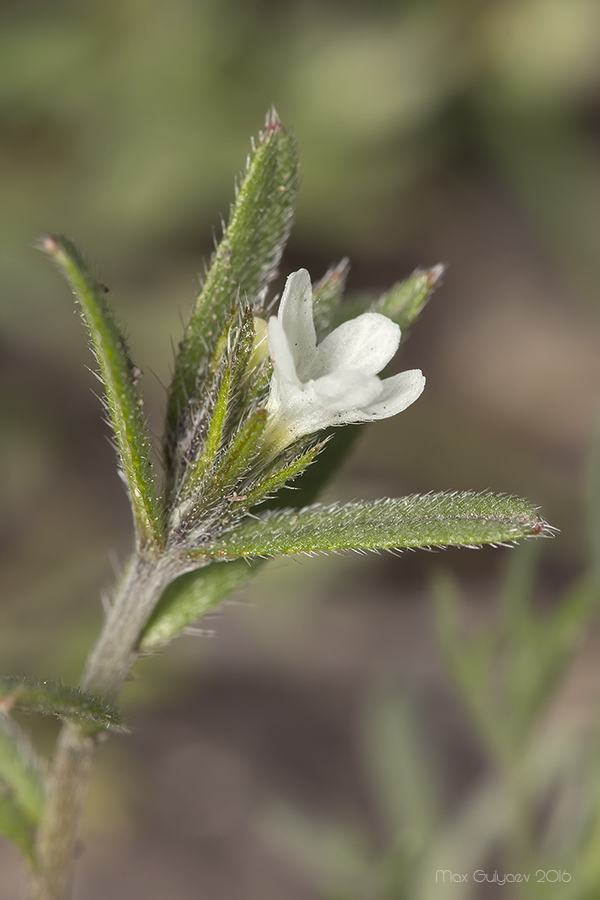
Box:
[0, 676, 125, 732]
[139, 559, 260, 652]
[0, 787, 36, 863]
[587, 416, 600, 580]
[0, 716, 46, 862]
[434, 553, 597, 757]
[364, 692, 439, 848]
[507, 577, 598, 746]
[261, 803, 373, 898]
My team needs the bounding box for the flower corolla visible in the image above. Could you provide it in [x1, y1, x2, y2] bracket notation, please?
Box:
[263, 268, 425, 454]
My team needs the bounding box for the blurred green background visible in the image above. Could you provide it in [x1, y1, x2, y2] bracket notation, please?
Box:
[2, 1, 600, 897]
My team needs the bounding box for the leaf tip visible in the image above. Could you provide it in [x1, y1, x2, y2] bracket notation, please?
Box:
[39, 234, 61, 257]
[529, 515, 558, 538]
[427, 262, 447, 288]
[264, 105, 282, 132]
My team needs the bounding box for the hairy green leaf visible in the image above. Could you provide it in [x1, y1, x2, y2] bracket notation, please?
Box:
[0, 677, 125, 732]
[41, 236, 163, 551]
[0, 718, 45, 824]
[0, 717, 46, 861]
[370, 265, 445, 333]
[328, 265, 443, 337]
[189, 492, 549, 559]
[139, 559, 260, 652]
[166, 110, 299, 456]
[0, 787, 37, 862]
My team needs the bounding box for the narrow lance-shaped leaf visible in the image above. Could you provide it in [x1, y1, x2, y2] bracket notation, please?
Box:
[365, 692, 440, 842]
[42, 236, 163, 551]
[139, 559, 261, 652]
[328, 265, 444, 335]
[369, 264, 445, 333]
[188, 492, 549, 559]
[166, 110, 299, 455]
[0, 717, 46, 861]
[0, 718, 45, 824]
[0, 676, 126, 732]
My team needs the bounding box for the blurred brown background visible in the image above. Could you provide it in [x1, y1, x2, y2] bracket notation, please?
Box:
[2, 1, 600, 897]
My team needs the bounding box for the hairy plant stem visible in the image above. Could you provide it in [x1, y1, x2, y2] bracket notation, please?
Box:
[30, 551, 184, 900]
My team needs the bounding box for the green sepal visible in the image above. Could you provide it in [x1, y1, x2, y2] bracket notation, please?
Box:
[260, 427, 360, 512]
[139, 559, 261, 652]
[369, 265, 445, 332]
[176, 411, 269, 536]
[173, 308, 266, 514]
[166, 110, 299, 457]
[0, 677, 126, 732]
[211, 409, 268, 495]
[41, 236, 164, 551]
[243, 441, 324, 509]
[216, 305, 265, 447]
[188, 492, 550, 559]
[177, 366, 233, 506]
[312, 260, 349, 340]
[0, 717, 46, 862]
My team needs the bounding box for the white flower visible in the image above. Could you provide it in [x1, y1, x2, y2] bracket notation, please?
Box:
[263, 268, 425, 454]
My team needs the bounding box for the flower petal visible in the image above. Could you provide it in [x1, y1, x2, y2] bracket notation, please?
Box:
[311, 369, 383, 412]
[357, 369, 426, 420]
[268, 316, 300, 385]
[277, 269, 317, 372]
[263, 265, 426, 457]
[313, 313, 400, 378]
[269, 370, 382, 439]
